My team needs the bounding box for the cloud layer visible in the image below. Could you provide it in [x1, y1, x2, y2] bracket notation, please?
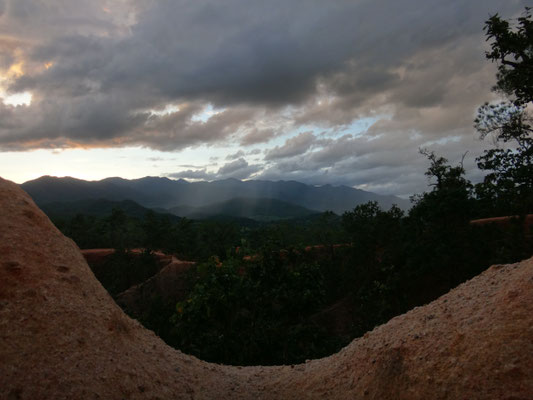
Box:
[0, 0, 526, 195]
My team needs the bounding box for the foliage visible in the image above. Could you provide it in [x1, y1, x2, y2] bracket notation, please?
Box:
[410, 150, 473, 224]
[168, 254, 341, 365]
[54, 209, 145, 250]
[340, 150, 531, 337]
[484, 7, 533, 105]
[342, 201, 403, 281]
[474, 102, 533, 215]
[475, 9, 533, 215]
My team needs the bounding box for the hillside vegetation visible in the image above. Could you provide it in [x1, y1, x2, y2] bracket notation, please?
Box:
[169, 197, 319, 221]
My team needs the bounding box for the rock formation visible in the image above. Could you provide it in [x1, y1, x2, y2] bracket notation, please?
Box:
[1, 176, 532, 399]
[80, 248, 194, 317]
[115, 255, 194, 317]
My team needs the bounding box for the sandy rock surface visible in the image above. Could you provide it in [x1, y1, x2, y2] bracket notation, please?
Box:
[1, 177, 532, 399]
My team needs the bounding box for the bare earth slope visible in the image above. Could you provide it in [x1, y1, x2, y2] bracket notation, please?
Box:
[115, 255, 194, 317]
[1, 177, 532, 399]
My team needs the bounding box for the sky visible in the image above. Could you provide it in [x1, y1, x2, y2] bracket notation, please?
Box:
[0, 0, 528, 197]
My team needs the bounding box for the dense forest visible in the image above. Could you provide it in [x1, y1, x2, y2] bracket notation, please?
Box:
[49, 10, 532, 366]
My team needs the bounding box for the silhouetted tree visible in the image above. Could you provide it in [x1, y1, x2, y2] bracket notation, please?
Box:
[475, 8, 533, 215]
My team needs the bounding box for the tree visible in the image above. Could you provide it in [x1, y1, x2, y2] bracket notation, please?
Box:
[341, 201, 406, 332]
[410, 149, 473, 224]
[484, 8, 533, 105]
[475, 8, 533, 215]
[169, 254, 336, 365]
[107, 208, 128, 250]
[342, 201, 404, 269]
[142, 210, 174, 251]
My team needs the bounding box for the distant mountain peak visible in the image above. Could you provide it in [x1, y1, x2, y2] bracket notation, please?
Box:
[21, 175, 411, 213]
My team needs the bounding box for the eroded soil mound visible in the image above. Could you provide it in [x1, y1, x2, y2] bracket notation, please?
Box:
[80, 248, 194, 317]
[115, 256, 194, 317]
[1, 177, 532, 399]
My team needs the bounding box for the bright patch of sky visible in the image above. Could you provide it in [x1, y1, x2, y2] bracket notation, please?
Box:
[421, 135, 462, 147]
[0, 147, 181, 183]
[0, 143, 268, 184]
[266, 116, 382, 149]
[169, 145, 227, 169]
[0, 61, 33, 106]
[334, 116, 382, 138]
[1, 91, 33, 107]
[191, 104, 224, 123]
[149, 104, 180, 116]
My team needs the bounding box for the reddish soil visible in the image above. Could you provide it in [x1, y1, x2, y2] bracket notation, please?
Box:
[115, 256, 195, 316]
[470, 214, 533, 226]
[81, 248, 176, 266]
[81, 248, 195, 317]
[470, 214, 533, 237]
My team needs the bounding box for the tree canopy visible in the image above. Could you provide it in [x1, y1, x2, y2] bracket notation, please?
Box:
[475, 8, 533, 215]
[484, 7, 533, 105]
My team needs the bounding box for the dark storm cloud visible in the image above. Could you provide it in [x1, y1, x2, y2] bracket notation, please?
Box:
[2, 0, 523, 147]
[265, 132, 316, 160]
[0, 0, 126, 40]
[240, 128, 277, 146]
[0, 0, 527, 195]
[133, 106, 264, 150]
[168, 169, 214, 181]
[217, 158, 262, 179]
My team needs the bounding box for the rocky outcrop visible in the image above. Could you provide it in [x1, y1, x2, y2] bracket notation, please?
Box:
[1, 176, 533, 399]
[115, 256, 194, 317]
[80, 248, 194, 317]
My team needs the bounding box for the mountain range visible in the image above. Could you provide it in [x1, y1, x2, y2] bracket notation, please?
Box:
[20, 176, 410, 219]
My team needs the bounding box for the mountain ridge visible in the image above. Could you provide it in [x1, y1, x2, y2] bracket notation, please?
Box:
[21, 175, 410, 214]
